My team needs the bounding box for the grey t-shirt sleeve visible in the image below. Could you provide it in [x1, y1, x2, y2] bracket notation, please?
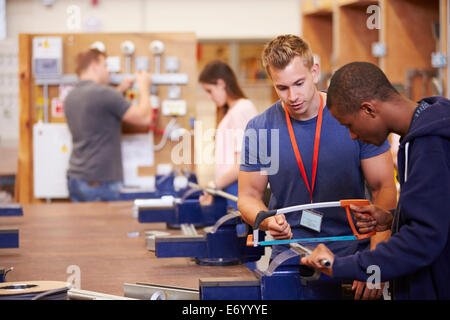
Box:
[100, 86, 131, 119]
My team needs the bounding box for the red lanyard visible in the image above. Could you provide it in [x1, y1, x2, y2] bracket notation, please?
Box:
[283, 93, 324, 203]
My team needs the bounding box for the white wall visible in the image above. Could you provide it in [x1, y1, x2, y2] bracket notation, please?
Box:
[144, 0, 301, 39]
[6, 0, 301, 40]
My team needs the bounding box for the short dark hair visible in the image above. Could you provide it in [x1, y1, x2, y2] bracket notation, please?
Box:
[75, 49, 106, 76]
[327, 62, 399, 114]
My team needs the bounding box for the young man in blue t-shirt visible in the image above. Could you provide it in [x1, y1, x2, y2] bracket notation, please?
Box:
[237, 35, 397, 300]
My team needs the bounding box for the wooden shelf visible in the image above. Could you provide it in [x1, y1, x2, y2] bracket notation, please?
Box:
[301, 0, 446, 97]
[380, 0, 440, 99]
[302, 0, 334, 90]
[302, 0, 333, 15]
[334, 1, 380, 68]
[303, 12, 333, 73]
[338, 0, 379, 9]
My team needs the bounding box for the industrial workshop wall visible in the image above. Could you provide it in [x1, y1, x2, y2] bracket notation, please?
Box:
[300, 0, 447, 182]
[16, 32, 197, 203]
[301, 0, 448, 99]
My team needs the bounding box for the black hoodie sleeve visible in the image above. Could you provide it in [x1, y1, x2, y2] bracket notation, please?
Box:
[332, 134, 450, 282]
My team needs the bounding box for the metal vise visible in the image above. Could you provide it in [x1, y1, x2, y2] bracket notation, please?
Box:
[0, 204, 23, 249]
[134, 191, 229, 228]
[120, 171, 198, 201]
[0, 204, 23, 217]
[199, 243, 345, 300]
[154, 211, 265, 266]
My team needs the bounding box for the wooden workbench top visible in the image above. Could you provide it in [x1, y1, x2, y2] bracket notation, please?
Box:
[0, 201, 257, 297]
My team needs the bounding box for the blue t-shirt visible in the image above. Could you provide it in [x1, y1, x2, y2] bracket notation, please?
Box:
[240, 100, 391, 258]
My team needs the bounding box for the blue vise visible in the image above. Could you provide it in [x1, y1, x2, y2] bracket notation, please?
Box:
[0, 204, 23, 217]
[0, 204, 23, 249]
[134, 191, 229, 228]
[199, 243, 346, 300]
[119, 171, 198, 201]
[154, 212, 265, 266]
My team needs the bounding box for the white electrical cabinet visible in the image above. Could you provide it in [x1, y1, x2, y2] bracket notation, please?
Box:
[121, 132, 155, 189]
[33, 122, 72, 199]
[33, 123, 157, 198]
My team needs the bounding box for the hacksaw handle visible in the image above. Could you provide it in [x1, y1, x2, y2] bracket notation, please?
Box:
[340, 199, 376, 239]
[253, 209, 278, 230]
[340, 199, 371, 207]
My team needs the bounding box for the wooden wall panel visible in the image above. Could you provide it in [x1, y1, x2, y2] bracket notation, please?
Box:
[335, 2, 379, 68]
[382, 0, 439, 84]
[302, 0, 442, 98]
[303, 13, 333, 74]
[16, 34, 33, 203]
[440, 0, 448, 97]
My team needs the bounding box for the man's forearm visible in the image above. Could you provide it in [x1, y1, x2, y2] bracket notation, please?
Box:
[370, 184, 397, 249]
[237, 196, 268, 230]
[136, 87, 151, 121]
[138, 86, 150, 110]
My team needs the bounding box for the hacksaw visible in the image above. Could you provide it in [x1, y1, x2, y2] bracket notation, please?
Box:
[247, 199, 375, 248]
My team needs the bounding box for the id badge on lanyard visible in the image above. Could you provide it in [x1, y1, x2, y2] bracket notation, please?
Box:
[284, 93, 324, 231]
[300, 209, 323, 232]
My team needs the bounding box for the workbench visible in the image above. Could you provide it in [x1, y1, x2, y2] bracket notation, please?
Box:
[0, 201, 256, 297]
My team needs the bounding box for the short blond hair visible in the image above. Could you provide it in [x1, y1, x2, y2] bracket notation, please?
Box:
[262, 34, 314, 76]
